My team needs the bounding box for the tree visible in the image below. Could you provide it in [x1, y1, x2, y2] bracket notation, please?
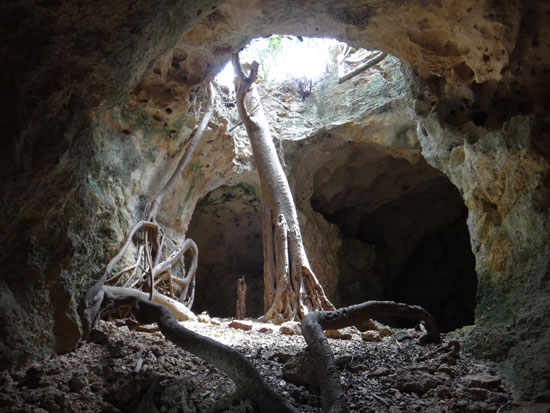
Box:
[232, 52, 442, 413]
[79, 52, 442, 413]
[80, 84, 215, 332]
[232, 53, 333, 323]
[79, 82, 297, 412]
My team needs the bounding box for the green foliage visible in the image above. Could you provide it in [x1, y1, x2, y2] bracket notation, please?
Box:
[242, 35, 299, 81]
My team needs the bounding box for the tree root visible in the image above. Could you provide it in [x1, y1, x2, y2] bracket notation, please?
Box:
[100, 288, 297, 413]
[104, 286, 196, 321]
[301, 301, 441, 413]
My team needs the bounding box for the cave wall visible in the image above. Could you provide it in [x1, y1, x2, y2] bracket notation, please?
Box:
[1, 0, 549, 401]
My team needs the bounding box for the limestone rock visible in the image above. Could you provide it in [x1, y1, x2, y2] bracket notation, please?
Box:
[325, 328, 354, 340]
[392, 371, 439, 395]
[280, 322, 302, 336]
[464, 374, 502, 390]
[197, 312, 211, 323]
[283, 351, 319, 392]
[228, 320, 252, 331]
[361, 331, 382, 342]
[68, 369, 89, 393]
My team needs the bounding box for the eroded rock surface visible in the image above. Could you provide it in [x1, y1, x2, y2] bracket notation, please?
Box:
[1, 0, 549, 402]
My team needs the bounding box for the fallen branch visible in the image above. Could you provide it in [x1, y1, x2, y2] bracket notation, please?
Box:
[301, 301, 440, 413]
[338, 51, 388, 84]
[101, 289, 297, 412]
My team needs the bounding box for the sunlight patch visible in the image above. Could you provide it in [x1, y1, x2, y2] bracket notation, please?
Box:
[216, 35, 343, 88]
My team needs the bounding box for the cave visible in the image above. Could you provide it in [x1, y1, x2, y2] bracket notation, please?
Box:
[310, 144, 477, 332]
[2, 0, 550, 410]
[187, 183, 265, 318]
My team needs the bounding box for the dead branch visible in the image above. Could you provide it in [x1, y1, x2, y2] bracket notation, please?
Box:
[338, 51, 388, 84]
[301, 301, 440, 413]
[235, 276, 247, 320]
[100, 288, 297, 412]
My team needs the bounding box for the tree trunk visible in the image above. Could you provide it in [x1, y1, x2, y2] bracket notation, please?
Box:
[235, 276, 247, 319]
[232, 54, 333, 323]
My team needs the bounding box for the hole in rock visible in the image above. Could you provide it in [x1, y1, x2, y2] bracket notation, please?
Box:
[310, 145, 477, 332]
[187, 184, 264, 317]
[215, 35, 342, 88]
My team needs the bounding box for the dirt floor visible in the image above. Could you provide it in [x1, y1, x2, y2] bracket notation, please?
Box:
[0, 317, 528, 412]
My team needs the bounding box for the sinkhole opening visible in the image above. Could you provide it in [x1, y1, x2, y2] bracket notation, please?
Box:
[215, 35, 342, 89]
[310, 146, 477, 332]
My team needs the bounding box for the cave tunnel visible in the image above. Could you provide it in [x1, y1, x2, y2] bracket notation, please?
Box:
[310, 144, 477, 332]
[189, 143, 477, 332]
[187, 183, 265, 318]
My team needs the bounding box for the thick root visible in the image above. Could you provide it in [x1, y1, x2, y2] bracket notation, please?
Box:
[301, 301, 440, 413]
[104, 286, 197, 322]
[101, 288, 297, 413]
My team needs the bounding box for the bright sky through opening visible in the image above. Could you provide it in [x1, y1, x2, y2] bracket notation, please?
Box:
[216, 36, 342, 88]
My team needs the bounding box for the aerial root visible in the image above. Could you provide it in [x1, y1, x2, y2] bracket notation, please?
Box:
[100, 289, 297, 413]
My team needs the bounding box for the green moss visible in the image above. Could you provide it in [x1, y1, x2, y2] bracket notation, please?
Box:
[147, 146, 158, 163]
[183, 162, 204, 204]
[190, 160, 202, 173]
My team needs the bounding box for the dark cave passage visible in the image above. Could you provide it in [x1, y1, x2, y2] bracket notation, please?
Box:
[188, 146, 477, 331]
[310, 145, 477, 332]
[187, 183, 265, 318]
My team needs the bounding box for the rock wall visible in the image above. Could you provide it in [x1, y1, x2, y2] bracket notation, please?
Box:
[1, 0, 549, 401]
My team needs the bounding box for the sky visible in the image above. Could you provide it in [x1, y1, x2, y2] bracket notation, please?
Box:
[216, 36, 342, 88]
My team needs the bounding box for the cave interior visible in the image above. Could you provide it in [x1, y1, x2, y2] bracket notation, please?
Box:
[189, 140, 478, 333]
[2, 0, 550, 410]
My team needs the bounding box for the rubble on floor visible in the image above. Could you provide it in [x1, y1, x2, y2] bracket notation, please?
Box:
[0, 318, 519, 412]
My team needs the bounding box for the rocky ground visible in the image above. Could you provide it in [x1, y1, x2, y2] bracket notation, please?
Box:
[0, 317, 535, 412]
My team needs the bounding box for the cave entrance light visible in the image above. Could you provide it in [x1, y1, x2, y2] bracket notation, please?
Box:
[215, 35, 343, 88]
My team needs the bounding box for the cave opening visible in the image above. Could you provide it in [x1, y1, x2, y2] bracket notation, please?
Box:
[310, 145, 477, 332]
[189, 35, 477, 330]
[187, 183, 265, 318]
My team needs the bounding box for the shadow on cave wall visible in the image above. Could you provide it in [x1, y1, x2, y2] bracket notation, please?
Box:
[188, 144, 477, 331]
[310, 145, 477, 332]
[187, 183, 264, 318]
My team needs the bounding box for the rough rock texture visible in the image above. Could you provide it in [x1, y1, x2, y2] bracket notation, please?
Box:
[1, 0, 549, 402]
[188, 57, 476, 334]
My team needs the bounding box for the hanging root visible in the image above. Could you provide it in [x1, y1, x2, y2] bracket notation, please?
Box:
[301, 301, 441, 413]
[99, 289, 297, 413]
[79, 220, 200, 338]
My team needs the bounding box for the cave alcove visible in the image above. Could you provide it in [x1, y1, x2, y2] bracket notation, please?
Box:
[1, 0, 549, 402]
[187, 183, 265, 317]
[310, 144, 477, 332]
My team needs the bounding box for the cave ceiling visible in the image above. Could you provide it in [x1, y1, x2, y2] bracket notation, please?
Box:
[1, 0, 549, 402]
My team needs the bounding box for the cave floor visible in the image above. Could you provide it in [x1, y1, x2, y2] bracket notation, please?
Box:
[0, 319, 522, 412]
